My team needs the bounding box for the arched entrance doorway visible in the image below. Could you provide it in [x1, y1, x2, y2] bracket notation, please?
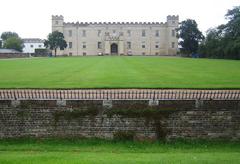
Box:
[111, 43, 118, 55]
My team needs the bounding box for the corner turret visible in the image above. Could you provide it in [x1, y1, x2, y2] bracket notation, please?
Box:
[167, 15, 179, 27]
[52, 15, 64, 32]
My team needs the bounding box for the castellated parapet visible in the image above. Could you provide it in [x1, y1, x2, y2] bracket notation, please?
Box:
[52, 15, 64, 20]
[63, 22, 167, 26]
[51, 15, 179, 56]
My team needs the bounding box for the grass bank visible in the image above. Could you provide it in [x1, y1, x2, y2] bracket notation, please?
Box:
[0, 138, 239, 163]
[0, 56, 240, 89]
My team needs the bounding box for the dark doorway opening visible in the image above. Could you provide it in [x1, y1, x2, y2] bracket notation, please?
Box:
[111, 43, 118, 55]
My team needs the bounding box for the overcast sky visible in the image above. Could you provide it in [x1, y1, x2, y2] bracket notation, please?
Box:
[0, 0, 239, 39]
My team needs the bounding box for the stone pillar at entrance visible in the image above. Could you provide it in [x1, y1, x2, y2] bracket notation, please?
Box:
[104, 41, 110, 55]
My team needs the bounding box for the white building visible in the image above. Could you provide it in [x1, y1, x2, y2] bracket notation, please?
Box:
[22, 38, 45, 53]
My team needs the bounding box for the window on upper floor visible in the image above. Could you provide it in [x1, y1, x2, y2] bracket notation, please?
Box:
[172, 42, 175, 48]
[38, 45, 42, 48]
[69, 42, 72, 49]
[127, 42, 131, 49]
[113, 30, 116, 34]
[97, 42, 102, 49]
[55, 21, 58, 25]
[155, 30, 159, 37]
[172, 29, 176, 37]
[82, 30, 86, 37]
[119, 32, 124, 36]
[69, 30, 72, 37]
[30, 45, 34, 48]
[142, 30, 146, 37]
[155, 42, 159, 48]
[82, 42, 86, 49]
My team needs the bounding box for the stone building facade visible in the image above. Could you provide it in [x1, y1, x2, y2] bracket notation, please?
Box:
[52, 15, 179, 56]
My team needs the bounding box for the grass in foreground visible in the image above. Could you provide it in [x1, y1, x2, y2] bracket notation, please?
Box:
[0, 56, 240, 88]
[0, 138, 239, 164]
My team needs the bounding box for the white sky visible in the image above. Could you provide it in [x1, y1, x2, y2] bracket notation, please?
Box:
[0, 0, 239, 39]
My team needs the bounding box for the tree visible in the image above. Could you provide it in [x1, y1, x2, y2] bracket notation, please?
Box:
[224, 6, 240, 38]
[1, 32, 19, 41]
[199, 6, 240, 59]
[44, 31, 67, 57]
[0, 40, 2, 48]
[177, 19, 204, 56]
[3, 37, 24, 52]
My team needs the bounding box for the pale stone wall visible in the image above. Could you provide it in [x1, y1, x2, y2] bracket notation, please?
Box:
[52, 15, 179, 56]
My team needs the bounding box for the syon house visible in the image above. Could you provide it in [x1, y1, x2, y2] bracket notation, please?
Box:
[52, 15, 179, 56]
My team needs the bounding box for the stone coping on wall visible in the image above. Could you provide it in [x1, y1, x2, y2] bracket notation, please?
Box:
[0, 89, 240, 100]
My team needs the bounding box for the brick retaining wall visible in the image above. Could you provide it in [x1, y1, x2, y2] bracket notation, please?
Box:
[0, 53, 30, 59]
[0, 99, 239, 140]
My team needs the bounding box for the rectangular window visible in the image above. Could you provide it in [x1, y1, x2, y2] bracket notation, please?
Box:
[142, 30, 146, 37]
[142, 52, 145, 55]
[30, 45, 34, 48]
[155, 42, 159, 48]
[97, 42, 102, 49]
[38, 45, 42, 48]
[155, 52, 159, 55]
[119, 32, 124, 36]
[127, 30, 131, 37]
[82, 30, 86, 37]
[142, 41, 146, 48]
[98, 30, 101, 37]
[172, 30, 175, 37]
[127, 42, 131, 49]
[83, 52, 86, 56]
[69, 30, 72, 37]
[82, 42, 86, 49]
[69, 42, 72, 49]
[69, 52, 72, 56]
[155, 30, 159, 37]
[172, 42, 175, 48]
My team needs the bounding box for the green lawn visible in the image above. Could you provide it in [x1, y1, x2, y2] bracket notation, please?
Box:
[0, 139, 239, 164]
[0, 56, 240, 88]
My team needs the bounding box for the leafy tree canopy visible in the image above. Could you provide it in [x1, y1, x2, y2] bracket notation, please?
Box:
[3, 37, 24, 52]
[1, 32, 19, 41]
[199, 6, 240, 59]
[44, 31, 67, 57]
[224, 6, 240, 38]
[177, 19, 204, 55]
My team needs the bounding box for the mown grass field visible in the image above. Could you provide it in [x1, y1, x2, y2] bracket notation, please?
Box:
[0, 56, 240, 88]
[0, 139, 239, 164]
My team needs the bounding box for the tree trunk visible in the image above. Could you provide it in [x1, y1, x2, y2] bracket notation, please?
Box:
[54, 48, 57, 57]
